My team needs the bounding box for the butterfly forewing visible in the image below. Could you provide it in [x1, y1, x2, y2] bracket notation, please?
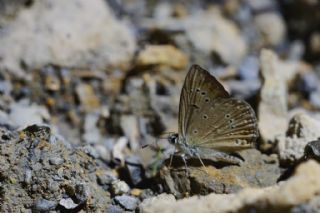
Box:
[178, 65, 258, 152]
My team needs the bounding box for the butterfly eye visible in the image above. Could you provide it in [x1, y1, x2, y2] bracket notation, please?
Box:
[201, 91, 206, 96]
[193, 129, 198, 134]
[196, 88, 200, 92]
[203, 114, 208, 119]
[205, 98, 210, 102]
[225, 114, 230, 119]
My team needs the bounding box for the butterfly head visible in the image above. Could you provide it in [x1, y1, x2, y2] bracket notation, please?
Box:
[167, 133, 179, 145]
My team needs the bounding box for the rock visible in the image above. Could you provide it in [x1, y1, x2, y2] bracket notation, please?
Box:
[142, 8, 246, 66]
[96, 170, 117, 186]
[120, 115, 140, 151]
[226, 79, 260, 100]
[105, 205, 125, 213]
[185, 9, 247, 65]
[76, 84, 100, 112]
[112, 137, 129, 164]
[304, 140, 320, 162]
[111, 180, 130, 196]
[82, 112, 102, 144]
[33, 199, 57, 212]
[136, 45, 188, 69]
[140, 193, 176, 211]
[159, 149, 280, 198]
[9, 100, 50, 128]
[75, 183, 90, 204]
[79, 145, 100, 159]
[238, 55, 260, 80]
[0, 0, 136, 76]
[291, 195, 320, 213]
[114, 195, 139, 211]
[125, 156, 145, 186]
[59, 197, 79, 209]
[254, 12, 286, 47]
[258, 49, 288, 150]
[0, 125, 111, 212]
[141, 160, 320, 213]
[298, 72, 319, 95]
[49, 156, 64, 165]
[277, 113, 320, 164]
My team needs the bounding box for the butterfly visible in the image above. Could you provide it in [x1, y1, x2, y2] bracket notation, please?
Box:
[167, 65, 259, 171]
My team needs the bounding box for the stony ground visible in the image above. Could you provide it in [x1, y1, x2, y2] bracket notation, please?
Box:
[1, 0, 320, 212]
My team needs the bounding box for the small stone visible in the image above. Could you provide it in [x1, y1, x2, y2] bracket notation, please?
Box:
[130, 188, 143, 197]
[49, 157, 64, 165]
[298, 72, 319, 95]
[59, 197, 79, 209]
[76, 83, 100, 112]
[80, 145, 100, 159]
[114, 195, 139, 211]
[125, 156, 145, 186]
[277, 113, 320, 164]
[75, 183, 90, 203]
[82, 112, 102, 144]
[111, 180, 130, 196]
[105, 205, 124, 213]
[96, 170, 117, 186]
[254, 12, 286, 46]
[24, 169, 32, 185]
[9, 101, 50, 128]
[120, 115, 140, 151]
[136, 45, 188, 69]
[305, 140, 320, 162]
[238, 55, 259, 80]
[112, 137, 129, 164]
[34, 199, 57, 212]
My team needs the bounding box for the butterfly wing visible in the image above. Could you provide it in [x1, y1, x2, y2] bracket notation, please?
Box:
[178, 65, 258, 152]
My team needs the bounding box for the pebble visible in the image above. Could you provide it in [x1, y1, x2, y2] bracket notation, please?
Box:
[299, 72, 319, 95]
[304, 140, 320, 161]
[59, 197, 79, 209]
[125, 156, 145, 186]
[49, 157, 64, 165]
[136, 45, 188, 69]
[114, 195, 139, 211]
[254, 12, 286, 46]
[105, 205, 125, 213]
[75, 183, 89, 203]
[24, 169, 32, 184]
[97, 170, 117, 186]
[33, 198, 57, 212]
[238, 55, 259, 80]
[111, 180, 130, 195]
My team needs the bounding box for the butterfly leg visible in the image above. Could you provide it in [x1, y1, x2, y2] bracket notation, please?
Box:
[195, 153, 209, 174]
[168, 146, 176, 169]
[180, 154, 190, 175]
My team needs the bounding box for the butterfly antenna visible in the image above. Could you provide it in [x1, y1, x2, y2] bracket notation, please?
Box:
[196, 154, 208, 174]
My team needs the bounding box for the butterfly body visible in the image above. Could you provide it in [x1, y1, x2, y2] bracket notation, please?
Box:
[168, 65, 259, 166]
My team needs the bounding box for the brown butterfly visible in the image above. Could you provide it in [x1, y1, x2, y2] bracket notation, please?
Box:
[167, 65, 259, 171]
